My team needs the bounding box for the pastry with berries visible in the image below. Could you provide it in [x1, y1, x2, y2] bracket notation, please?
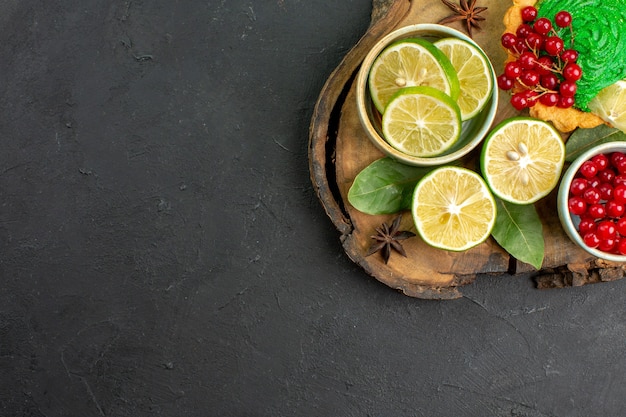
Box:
[500, 0, 626, 132]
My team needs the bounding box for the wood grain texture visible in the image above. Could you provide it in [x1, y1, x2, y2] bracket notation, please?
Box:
[309, 0, 626, 298]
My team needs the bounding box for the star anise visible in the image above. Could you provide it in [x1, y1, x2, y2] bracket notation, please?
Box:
[365, 215, 416, 264]
[438, 0, 488, 38]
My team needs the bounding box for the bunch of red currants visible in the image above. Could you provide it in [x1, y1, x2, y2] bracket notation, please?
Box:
[568, 152, 626, 255]
[498, 6, 582, 111]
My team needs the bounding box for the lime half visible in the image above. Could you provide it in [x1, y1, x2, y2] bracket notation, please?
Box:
[381, 86, 462, 158]
[480, 117, 565, 204]
[412, 166, 496, 252]
[588, 80, 626, 133]
[434, 37, 493, 121]
[368, 38, 460, 113]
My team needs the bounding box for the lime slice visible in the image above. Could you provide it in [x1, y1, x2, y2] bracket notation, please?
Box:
[588, 80, 626, 132]
[368, 38, 460, 113]
[434, 37, 493, 121]
[480, 117, 565, 205]
[412, 166, 496, 252]
[381, 86, 462, 157]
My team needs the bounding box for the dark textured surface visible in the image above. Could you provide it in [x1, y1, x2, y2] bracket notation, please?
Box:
[2, 1, 626, 416]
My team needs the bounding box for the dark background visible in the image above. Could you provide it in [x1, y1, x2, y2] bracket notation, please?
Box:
[2, 0, 626, 416]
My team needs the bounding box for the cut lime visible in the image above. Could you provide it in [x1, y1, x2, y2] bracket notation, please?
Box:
[368, 38, 460, 113]
[381, 86, 462, 157]
[480, 117, 565, 205]
[588, 80, 626, 133]
[434, 37, 493, 121]
[412, 166, 496, 252]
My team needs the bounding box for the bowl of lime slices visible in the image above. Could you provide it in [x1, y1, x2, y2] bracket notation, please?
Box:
[355, 24, 498, 166]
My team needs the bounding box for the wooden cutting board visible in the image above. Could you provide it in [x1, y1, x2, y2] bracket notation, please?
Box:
[308, 0, 626, 299]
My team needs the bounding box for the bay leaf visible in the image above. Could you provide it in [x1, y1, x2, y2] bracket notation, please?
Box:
[347, 157, 432, 215]
[565, 124, 626, 162]
[491, 199, 544, 270]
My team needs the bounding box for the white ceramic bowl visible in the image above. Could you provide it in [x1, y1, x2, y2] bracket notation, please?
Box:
[557, 141, 626, 262]
[355, 24, 498, 166]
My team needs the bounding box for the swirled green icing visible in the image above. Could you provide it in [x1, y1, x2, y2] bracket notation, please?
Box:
[537, 0, 626, 110]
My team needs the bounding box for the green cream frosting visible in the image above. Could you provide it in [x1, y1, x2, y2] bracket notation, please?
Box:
[538, 0, 626, 110]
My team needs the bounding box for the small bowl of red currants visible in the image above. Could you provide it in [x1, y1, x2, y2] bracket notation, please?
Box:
[558, 142, 626, 261]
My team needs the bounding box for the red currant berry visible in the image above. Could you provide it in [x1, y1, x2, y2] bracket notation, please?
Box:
[540, 73, 559, 90]
[611, 152, 626, 165]
[510, 93, 529, 111]
[588, 177, 602, 189]
[597, 169, 615, 184]
[588, 203, 607, 219]
[544, 36, 564, 56]
[535, 56, 553, 75]
[561, 49, 579, 63]
[597, 220, 617, 240]
[539, 92, 559, 106]
[504, 61, 523, 79]
[615, 158, 626, 174]
[520, 70, 540, 86]
[583, 187, 601, 204]
[614, 175, 626, 187]
[501, 33, 518, 50]
[533, 17, 552, 35]
[521, 6, 538, 22]
[579, 160, 599, 178]
[514, 39, 529, 54]
[559, 81, 577, 98]
[497, 74, 515, 90]
[569, 177, 588, 195]
[578, 217, 597, 234]
[568, 196, 587, 216]
[599, 237, 617, 252]
[557, 96, 575, 108]
[592, 154, 609, 170]
[563, 63, 583, 81]
[519, 51, 537, 69]
[606, 200, 626, 218]
[583, 232, 601, 248]
[616, 217, 626, 235]
[526, 33, 545, 50]
[614, 184, 626, 204]
[517, 23, 533, 39]
[521, 90, 539, 106]
[611, 237, 622, 254]
[554, 11, 573, 28]
[616, 238, 626, 255]
[599, 182, 614, 200]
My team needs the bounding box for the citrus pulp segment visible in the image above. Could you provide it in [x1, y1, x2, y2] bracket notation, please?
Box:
[434, 37, 493, 121]
[480, 117, 565, 205]
[368, 38, 460, 113]
[381, 86, 461, 158]
[411, 166, 496, 252]
[588, 80, 626, 133]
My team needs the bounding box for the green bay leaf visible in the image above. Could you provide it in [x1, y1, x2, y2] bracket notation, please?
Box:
[565, 124, 626, 162]
[491, 199, 544, 270]
[347, 157, 432, 215]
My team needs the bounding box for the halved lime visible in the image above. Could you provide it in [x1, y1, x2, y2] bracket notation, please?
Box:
[368, 38, 460, 113]
[588, 80, 626, 133]
[480, 117, 565, 205]
[412, 166, 496, 252]
[381, 86, 462, 157]
[434, 37, 493, 121]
